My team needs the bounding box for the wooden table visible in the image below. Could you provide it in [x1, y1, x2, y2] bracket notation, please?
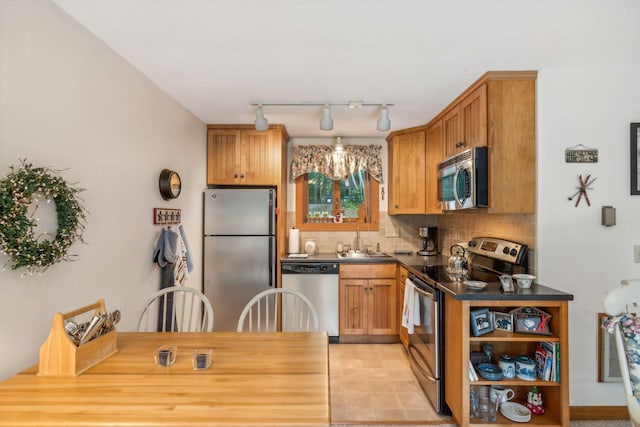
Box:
[0, 332, 330, 426]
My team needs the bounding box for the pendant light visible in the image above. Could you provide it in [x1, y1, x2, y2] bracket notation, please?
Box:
[334, 136, 344, 152]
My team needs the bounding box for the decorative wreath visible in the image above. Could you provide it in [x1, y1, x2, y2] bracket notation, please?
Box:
[0, 160, 87, 275]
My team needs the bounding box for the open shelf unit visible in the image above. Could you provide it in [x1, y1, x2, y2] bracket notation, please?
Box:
[445, 298, 569, 427]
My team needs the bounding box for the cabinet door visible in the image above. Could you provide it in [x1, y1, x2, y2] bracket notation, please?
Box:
[388, 131, 426, 214]
[443, 105, 462, 158]
[241, 130, 277, 185]
[461, 84, 487, 150]
[368, 278, 396, 335]
[425, 120, 444, 214]
[397, 267, 409, 348]
[339, 279, 368, 335]
[207, 130, 241, 185]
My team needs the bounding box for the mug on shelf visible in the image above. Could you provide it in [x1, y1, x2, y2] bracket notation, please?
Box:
[515, 355, 537, 381]
[490, 385, 515, 403]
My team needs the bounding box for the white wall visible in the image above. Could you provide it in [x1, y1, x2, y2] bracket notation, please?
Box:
[0, 1, 205, 379]
[538, 67, 640, 404]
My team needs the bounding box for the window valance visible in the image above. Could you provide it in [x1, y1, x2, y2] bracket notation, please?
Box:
[290, 144, 383, 183]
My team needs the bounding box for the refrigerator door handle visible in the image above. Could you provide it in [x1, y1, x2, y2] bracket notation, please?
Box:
[269, 237, 274, 287]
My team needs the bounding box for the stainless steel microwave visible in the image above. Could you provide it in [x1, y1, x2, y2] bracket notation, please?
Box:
[437, 147, 488, 210]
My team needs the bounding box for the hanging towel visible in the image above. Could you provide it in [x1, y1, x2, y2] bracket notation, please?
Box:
[152, 227, 179, 268]
[178, 224, 194, 273]
[174, 232, 188, 286]
[402, 278, 421, 334]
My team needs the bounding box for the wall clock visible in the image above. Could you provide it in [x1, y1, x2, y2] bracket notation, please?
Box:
[159, 169, 182, 200]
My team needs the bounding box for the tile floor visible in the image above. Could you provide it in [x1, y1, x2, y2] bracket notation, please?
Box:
[329, 343, 453, 424]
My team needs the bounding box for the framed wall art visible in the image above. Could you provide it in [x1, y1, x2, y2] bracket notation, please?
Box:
[470, 308, 494, 336]
[597, 312, 622, 382]
[493, 312, 514, 332]
[631, 123, 640, 195]
[510, 306, 552, 335]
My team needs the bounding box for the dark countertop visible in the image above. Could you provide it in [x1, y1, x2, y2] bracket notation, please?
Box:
[281, 252, 574, 301]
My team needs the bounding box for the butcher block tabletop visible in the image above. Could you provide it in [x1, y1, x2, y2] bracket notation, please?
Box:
[0, 331, 330, 426]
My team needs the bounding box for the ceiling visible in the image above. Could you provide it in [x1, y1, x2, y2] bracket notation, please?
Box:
[50, 0, 621, 138]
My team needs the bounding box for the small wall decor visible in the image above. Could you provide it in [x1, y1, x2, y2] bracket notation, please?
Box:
[630, 123, 640, 195]
[153, 208, 181, 225]
[565, 144, 598, 163]
[0, 160, 87, 276]
[158, 169, 182, 200]
[470, 308, 494, 336]
[510, 306, 552, 335]
[567, 174, 596, 207]
[493, 311, 514, 332]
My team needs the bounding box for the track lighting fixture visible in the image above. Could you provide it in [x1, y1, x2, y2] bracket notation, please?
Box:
[254, 105, 268, 131]
[376, 104, 391, 131]
[250, 101, 393, 132]
[319, 105, 333, 131]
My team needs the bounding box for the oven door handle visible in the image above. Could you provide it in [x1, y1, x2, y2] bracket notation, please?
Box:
[408, 344, 437, 382]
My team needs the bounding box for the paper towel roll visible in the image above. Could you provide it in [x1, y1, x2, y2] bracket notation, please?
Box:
[288, 228, 300, 254]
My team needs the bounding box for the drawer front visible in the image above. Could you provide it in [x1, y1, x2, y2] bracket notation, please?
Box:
[340, 263, 396, 279]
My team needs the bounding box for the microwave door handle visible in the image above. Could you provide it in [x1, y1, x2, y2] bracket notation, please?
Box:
[452, 167, 463, 207]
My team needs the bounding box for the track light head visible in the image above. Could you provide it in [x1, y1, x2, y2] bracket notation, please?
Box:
[254, 105, 269, 131]
[376, 104, 391, 131]
[334, 136, 344, 152]
[320, 105, 333, 131]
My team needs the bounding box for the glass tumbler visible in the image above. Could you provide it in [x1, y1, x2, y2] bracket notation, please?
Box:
[192, 349, 212, 370]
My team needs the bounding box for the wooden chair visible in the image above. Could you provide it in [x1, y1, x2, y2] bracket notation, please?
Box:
[603, 278, 640, 427]
[138, 286, 214, 332]
[237, 288, 319, 332]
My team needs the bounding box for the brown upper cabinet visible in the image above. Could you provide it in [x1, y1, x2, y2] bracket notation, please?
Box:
[442, 84, 487, 158]
[387, 127, 427, 214]
[430, 71, 537, 214]
[207, 125, 289, 186]
[389, 71, 537, 215]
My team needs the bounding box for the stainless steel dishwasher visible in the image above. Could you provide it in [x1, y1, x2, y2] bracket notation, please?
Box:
[281, 262, 339, 342]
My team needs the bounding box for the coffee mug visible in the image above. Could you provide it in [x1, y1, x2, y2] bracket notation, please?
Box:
[490, 385, 515, 403]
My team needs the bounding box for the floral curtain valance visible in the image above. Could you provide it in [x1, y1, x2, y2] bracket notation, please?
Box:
[290, 144, 383, 183]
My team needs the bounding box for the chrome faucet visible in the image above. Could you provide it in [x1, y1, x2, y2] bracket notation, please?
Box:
[354, 228, 361, 252]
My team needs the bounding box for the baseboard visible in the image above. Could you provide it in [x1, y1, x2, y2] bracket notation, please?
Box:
[570, 405, 629, 420]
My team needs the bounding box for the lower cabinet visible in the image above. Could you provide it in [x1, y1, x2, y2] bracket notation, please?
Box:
[339, 263, 397, 342]
[397, 265, 409, 349]
[444, 295, 569, 427]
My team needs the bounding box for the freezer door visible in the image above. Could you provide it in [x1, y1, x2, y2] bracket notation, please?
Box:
[203, 235, 275, 331]
[204, 188, 275, 236]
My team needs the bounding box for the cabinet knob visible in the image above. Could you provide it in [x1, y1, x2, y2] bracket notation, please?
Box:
[240, 174, 245, 179]
[395, 204, 399, 209]
[234, 174, 239, 179]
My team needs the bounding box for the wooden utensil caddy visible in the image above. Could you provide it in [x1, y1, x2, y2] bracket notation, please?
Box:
[38, 299, 118, 377]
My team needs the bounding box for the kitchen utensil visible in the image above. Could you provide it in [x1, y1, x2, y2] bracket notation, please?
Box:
[515, 355, 537, 381]
[463, 280, 487, 290]
[476, 363, 503, 381]
[500, 402, 532, 422]
[500, 274, 515, 292]
[490, 385, 515, 403]
[447, 244, 468, 280]
[513, 274, 536, 288]
[475, 396, 497, 422]
[498, 354, 516, 379]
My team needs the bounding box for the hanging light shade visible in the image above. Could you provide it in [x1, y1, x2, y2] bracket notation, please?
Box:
[320, 105, 333, 131]
[254, 105, 269, 131]
[376, 104, 391, 131]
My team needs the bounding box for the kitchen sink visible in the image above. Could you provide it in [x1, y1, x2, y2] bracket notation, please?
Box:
[337, 251, 393, 259]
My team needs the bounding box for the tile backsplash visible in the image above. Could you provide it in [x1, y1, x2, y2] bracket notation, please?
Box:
[287, 210, 536, 271]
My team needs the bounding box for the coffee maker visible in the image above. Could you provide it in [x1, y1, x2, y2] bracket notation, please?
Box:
[418, 227, 437, 256]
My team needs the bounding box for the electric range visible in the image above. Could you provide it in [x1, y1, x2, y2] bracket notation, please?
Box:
[410, 236, 529, 284]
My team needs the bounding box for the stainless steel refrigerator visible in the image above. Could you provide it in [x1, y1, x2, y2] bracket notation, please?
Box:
[203, 188, 276, 331]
